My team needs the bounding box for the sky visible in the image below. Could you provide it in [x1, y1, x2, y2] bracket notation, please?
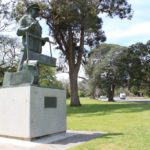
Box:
[2, 0, 150, 48]
[101, 0, 150, 46]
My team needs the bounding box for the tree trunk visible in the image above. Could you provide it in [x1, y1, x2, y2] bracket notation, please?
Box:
[108, 84, 115, 102]
[108, 93, 114, 102]
[66, 27, 84, 107]
[69, 66, 81, 106]
[54, 26, 84, 106]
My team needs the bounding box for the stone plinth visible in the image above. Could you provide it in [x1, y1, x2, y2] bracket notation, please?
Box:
[0, 85, 66, 140]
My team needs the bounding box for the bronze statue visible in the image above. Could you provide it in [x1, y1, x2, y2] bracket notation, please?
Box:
[17, 3, 49, 71]
[3, 3, 56, 87]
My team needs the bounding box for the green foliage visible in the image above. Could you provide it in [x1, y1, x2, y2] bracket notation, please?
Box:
[86, 41, 150, 98]
[123, 41, 150, 96]
[39, 64, 63, 88]
[78, 80, 89, 97]
[60, 80, 71, 98]
[78, 90, 86, 97]
[115, 87, 131, 96]
[86, 44, 128, 101]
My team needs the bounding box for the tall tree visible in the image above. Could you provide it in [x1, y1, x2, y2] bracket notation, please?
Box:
[11, 0, 132, 106]
[41, 0, 132, 106]
[123, 41, 150, 96]
[86, 44, 128, 101]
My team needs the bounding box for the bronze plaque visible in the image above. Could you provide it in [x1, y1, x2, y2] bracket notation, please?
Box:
[44, 97, 57, 108]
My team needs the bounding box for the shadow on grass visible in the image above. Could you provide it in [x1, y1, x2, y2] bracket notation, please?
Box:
[67, 102, 150, 116]
[99, 132, 124, 139]
[52, 132, 102, 145]
[52, 132, 123, 145]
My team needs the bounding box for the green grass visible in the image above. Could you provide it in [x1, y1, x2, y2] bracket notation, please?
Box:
[67, 98, 150, 150]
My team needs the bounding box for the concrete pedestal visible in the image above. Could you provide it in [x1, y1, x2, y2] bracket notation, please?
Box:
[0, 85, 66, 140]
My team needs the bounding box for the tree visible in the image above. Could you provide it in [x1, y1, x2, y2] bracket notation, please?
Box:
[0, 0, 19, 85]
[0, 35, 20, 85]
[39, 64, 63, 88]
[0, 0, 15, 31]
[11, 0, 132, 106]
[86, 44, 128, 101]
[41, 0, 132, 106]
[123, 41, 150, 96]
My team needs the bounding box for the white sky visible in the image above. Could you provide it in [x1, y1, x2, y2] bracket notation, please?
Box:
[2, 0, 150, 47]
[102, 0, 150, 46]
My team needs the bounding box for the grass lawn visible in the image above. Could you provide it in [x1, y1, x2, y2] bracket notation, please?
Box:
[67, 98, 150, 150]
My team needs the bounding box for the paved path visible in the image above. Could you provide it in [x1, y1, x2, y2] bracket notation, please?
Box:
[0, 131, 105, 150]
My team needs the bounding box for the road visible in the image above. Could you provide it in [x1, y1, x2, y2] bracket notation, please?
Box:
[99, 97, 150, 102]
[114, 97, 150, 102]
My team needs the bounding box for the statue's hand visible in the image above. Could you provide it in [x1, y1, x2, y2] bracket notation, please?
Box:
[43, 37, 49, 42]
[42, 37, 49, 46]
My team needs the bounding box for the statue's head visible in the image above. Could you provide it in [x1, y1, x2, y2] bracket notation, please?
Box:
[27, 3, 40, 12]
[26, 3, 40, 18]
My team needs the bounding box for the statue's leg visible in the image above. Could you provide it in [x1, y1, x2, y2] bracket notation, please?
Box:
[17, 52, 27, 71]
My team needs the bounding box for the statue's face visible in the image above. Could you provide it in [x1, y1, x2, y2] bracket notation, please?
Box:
[30, 8, 40, 19]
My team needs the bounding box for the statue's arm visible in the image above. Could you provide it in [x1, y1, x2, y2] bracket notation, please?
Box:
[17, 17, 28, 36]
[17, 16, 36, 36]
